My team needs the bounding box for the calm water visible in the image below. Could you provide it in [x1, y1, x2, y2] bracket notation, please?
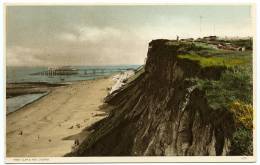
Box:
[6, 93, 48, 114]
[6, 65, 140, 83]
[6, 65, 140, 114]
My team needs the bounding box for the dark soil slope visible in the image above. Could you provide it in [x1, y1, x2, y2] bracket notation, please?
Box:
[66, 39, 235, 156]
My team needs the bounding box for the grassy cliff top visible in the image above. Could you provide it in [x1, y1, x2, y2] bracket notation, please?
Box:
[178, 51, 252, 68]
[172, 41, 252, 68]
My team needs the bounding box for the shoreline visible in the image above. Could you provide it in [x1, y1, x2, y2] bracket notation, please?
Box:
[6, 76, 112, 114]
[6, 92, 49, 116]
[6, 76, 115, 157]
[6, 81, 71, 98]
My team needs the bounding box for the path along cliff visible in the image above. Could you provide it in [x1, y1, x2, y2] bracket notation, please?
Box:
[66, 39, 253, 156]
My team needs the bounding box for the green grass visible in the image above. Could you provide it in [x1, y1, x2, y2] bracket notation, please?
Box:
[178, 51, 252, 68]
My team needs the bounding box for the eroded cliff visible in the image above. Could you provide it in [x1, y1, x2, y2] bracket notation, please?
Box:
[66, 39, 238, 156]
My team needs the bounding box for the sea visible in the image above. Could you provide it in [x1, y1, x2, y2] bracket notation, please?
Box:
[6, 65, 140, 114]
[6, 65, 140, 83]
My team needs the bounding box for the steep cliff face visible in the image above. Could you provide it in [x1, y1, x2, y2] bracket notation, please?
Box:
[67, 39, 235, 156]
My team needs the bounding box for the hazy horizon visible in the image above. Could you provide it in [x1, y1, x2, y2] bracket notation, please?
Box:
[6, 5, 253, 66]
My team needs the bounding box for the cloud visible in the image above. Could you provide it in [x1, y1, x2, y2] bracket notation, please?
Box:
[58, 32, 77, 42]
[6, 46, 45, 66]
[6, 6, 253, 66]
[7, 25, 147, 66]
[57, 25, 123, 43]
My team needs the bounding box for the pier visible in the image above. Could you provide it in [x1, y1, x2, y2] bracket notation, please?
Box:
[30, 68, 135, 77]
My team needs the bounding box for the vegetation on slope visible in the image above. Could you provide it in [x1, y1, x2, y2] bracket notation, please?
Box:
[178, 40, 253, 155]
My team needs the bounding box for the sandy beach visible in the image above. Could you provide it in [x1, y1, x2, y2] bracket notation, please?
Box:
[6, 77, 114, 157]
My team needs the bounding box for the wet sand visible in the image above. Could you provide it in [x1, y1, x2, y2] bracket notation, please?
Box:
[6, 77, 114, 157]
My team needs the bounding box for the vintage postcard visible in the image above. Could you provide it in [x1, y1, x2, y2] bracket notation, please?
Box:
[4, 2, 256, 163]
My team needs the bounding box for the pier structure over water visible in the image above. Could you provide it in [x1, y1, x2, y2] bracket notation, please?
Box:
[30, 67, 135, 77]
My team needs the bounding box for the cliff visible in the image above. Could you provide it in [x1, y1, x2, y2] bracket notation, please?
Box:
[66, 39, 252, 156]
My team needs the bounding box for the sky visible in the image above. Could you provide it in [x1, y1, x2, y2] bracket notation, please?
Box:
[6, 5, 253, 66]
